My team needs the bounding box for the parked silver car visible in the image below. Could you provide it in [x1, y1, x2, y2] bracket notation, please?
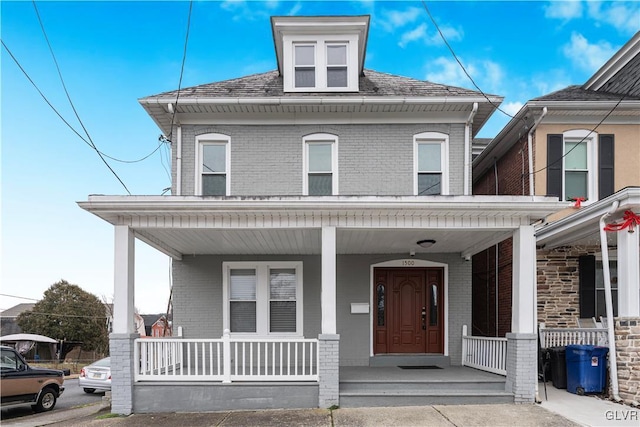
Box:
[78, 357, 110, 394]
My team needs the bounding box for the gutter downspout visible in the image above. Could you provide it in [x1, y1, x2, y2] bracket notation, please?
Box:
[176, 125, 182, 196]
[599, 200, 622, 401]
[527, 107, 547, 196]
[464, 102, 478, 196]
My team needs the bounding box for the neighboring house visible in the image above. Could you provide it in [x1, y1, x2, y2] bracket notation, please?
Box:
[472, 32, 640, 404]
[80, 15, 562, 414]
[150, 316, 172, 337]
[0, 303, 36, 336]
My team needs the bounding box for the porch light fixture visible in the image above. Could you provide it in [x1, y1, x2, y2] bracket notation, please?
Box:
[416, 239, 436, 248]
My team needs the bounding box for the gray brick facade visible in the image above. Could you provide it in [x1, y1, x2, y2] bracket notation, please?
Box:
[505, 333, 537, 403]
[318, 334, 340, 407]
[109, 333, 138, 415]
[174, 123, 467, 196]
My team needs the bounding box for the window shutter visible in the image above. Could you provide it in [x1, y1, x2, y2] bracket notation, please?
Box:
[547, 134, 563, 198]
[599, 135, 615, 199]
[579, 255, 596, 318]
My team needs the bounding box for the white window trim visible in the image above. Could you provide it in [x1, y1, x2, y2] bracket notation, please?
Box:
[222, 261, 304, 337]
[283, 34, 359, 92]
[195, 133, 231, 196]
[413, 132, 449, 195]
[303, 133, 339, 196]
[562, 129, 597, 204]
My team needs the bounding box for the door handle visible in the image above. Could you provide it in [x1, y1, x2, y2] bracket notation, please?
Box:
[421, 306, 426, 330]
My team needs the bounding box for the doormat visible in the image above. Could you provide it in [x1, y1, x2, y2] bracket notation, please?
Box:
[397, 365, 442, 369]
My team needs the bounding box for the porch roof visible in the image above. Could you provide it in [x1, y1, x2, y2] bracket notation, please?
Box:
[79, 195, 564, 260]
[536, 187, 640, 249]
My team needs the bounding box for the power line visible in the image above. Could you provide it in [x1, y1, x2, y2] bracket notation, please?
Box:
[31, 1, 131, 195]
[167, 0, 194, 143]
[530, 73, 640, 177]
[16, 311, 108, 320]
[0, 293, 39, 302]
[1, 39, 168, 167]
[420, 0, 528, 129]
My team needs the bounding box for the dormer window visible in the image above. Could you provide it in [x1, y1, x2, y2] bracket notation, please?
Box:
[326, 44, 347, 87]
[272, 16, 369, 93]
[294, 45, 316, 88]
[284, 35, 358, 92]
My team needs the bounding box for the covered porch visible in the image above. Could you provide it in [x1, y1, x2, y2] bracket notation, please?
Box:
[79, 194, 561, 414]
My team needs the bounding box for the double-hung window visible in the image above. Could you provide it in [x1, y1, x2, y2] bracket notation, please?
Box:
[547, 130, 614, 203]
[326, 44, 347, 87]
[563, 134, 593, 202]
[284, 35, 358, 92]
[414, 132, 449, 195]
[196, 133, 230, 196]
[303, 133, 338, 196]
[294, 44, 315, 88]
[223, 262, 303, 336]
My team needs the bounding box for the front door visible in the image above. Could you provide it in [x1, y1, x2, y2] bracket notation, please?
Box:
[373, 267, 444, 354]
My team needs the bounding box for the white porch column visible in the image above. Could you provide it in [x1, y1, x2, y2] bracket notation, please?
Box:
[511, 225, 536, 334]
[321, 226, 337, 334]
[111, 225, 137, 415]
[114, 225, 136, 334]
[506, 225, 537, 403]
[617, 229, 640, 317]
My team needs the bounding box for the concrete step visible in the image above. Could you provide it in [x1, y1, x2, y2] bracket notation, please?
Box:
[340, 379, 507, 392]
[339, 390, 514, 407]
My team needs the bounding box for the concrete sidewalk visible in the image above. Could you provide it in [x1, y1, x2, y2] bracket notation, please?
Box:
[42, 404, 576, 427]
[4, 384, 638, 427]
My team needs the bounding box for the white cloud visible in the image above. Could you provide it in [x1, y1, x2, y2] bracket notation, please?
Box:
[502, 101, 524, 117]
[544, 0, 583, 19]
[587, 1, 640, 34]
[425, 57, 506, 94]
[378, 7, 422, 32]
[562, 32, 617, 73]
[220, 0, 270, 21]
[426, 25, 463, 45]
[425, 57, 477, 88]
[286, 2, 302, 16]
[399, 23, 427, 48]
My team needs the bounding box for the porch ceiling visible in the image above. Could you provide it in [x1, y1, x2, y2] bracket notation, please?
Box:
[78, 195, 564, 260]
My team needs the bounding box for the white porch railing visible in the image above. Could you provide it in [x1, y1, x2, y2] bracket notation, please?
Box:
[134, 332, 319, 382]
[461, 325, 507, 376]
[538, 323, 608, 348]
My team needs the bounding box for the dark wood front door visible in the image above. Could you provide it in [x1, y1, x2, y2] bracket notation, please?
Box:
[374, 267, 444, 354]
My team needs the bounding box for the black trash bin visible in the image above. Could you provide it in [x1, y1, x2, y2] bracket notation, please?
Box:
[548, 346, 567, 389]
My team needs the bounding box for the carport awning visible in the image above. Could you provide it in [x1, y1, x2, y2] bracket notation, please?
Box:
[78, 195, 564, 260]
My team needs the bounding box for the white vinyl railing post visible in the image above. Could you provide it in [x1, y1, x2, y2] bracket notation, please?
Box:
[461, 325, 468, 367]
[223, 329, 231, 383]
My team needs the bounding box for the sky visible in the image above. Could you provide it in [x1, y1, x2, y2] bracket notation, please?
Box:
[1, 0, 638, 315]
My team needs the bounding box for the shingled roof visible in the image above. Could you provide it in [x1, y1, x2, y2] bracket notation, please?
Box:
[532, 85, 640, 102]
[141, 69, 493, 100]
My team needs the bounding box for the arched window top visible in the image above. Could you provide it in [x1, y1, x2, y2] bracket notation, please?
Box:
[303, 132, 338, 142]
[196, 132, 230, 142]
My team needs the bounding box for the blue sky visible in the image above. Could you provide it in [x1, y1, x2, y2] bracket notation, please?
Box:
[1, 0, 638, 315]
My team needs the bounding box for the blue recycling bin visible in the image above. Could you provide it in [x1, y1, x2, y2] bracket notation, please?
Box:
[565, 344, 608, 395]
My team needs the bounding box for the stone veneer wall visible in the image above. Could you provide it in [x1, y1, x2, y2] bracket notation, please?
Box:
[615, 317, 640, 406]
[536, 246, 598, 328]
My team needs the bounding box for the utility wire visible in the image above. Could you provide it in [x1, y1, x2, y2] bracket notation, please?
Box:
[31, 1, 131, 195]
[420, 0, 522, 124]
[167, 0, 194, 142]
[530, 73, 640, 176]
[0, 293, 40, 301]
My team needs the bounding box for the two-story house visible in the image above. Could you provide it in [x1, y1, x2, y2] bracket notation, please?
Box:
[80, 15, 561, 414]
[473, 31, 640, 405]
